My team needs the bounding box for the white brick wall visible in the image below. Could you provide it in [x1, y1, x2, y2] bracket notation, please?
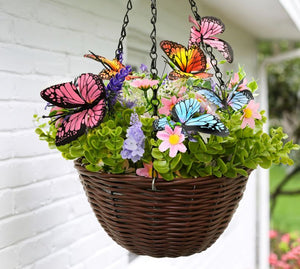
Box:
[0, 0, 259, 268]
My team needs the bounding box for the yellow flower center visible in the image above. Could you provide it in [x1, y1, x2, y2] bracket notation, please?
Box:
[169, 134, 180, 145]
[244, 108, 253, 118]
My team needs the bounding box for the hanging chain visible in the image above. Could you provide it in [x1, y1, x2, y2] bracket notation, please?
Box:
[115, 0, 133, 61]
[150, 0, 158, 116]
[189, 0, 201, 24]
[188, 0, 226, 93]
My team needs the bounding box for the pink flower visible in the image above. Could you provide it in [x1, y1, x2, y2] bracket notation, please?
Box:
[240, 100, 262, 129]
[229, 73, 248, 91]
[157, 125, 187, 157]
[130, 79, 159, 90]
[270, 230, 278, 239]
[269, 253, 278, 265]
[136, 162, 162, 178]
[281, 234, 290, 244]
[158, 96, 182, 116]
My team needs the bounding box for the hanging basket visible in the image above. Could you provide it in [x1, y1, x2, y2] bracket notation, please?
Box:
[75, 159, 251, 257]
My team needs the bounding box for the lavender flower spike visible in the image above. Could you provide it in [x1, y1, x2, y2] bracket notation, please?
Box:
[106, 65, 132, 110]
[121, 113, 145, 163]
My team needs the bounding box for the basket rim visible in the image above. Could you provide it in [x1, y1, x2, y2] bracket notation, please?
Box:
[74, 159, 252, 188]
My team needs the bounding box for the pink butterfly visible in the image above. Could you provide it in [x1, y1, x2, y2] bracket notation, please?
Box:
[188, 15, 234, 63]
[41, 73, 106, 146]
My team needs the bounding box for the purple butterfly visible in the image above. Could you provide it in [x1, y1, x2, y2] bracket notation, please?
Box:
[189, 15, 234, 63]
[41, 73, 106, 146]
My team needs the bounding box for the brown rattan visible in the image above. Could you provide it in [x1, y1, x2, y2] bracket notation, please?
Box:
[74, 160, 251, 258]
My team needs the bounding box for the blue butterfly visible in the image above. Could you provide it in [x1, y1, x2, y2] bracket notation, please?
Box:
[154, 98, 229, 137]
[195, 78, 253, 111]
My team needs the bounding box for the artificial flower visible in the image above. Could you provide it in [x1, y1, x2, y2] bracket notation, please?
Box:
[157, 125, 186, 157]
[229, 73, 248, 91]
[158, 96, 182, 116]
[106, 65, 132, 109]
[136, 162, 162, 178]
[121, 113, 145, 162]
[130, 78, 159, 91]
[240, 100, 262, 129]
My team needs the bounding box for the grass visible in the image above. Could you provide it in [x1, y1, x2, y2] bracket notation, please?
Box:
[270, 165, 300, 233]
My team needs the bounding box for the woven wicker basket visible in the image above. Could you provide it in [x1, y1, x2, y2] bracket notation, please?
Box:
[74, 160, 251, 257]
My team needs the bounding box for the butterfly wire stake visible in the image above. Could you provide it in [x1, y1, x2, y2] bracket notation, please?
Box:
[115, 0, 133, 61]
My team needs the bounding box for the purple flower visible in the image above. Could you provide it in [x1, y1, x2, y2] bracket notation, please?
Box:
[106, 65, 132, 110]
[121, 113, 145, 163]
[140, 64, 148, 73]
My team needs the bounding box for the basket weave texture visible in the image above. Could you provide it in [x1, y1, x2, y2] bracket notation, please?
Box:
[74, 160, 251, 258]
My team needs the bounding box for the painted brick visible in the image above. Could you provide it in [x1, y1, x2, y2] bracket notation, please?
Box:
[0, 13, 14, 43]
[17, 231, 52, 266]
[50, 174, 82, 201]
[68, 194, 92, 217]
[13, 181, 51, 214]
[0, 213, 36, 248]
[69, 232, 108, 266]
[0, 102, 44, 131]
[0, 189, 14, 218]
[84, 245, 128, 269]
[0, 246, 18, 269]
[14, 18, 84, 55]
[1, 0, 38, 19]
[32, 250, 69, 269]
[0, 45, 35, 74]
[33, 199, 73, 234]
[0, 155, 75, 189]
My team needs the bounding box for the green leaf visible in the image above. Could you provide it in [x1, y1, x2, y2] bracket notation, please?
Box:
[85, 164, 101, 172]
[170, 154, 181, 170]
[151, 148, 164, 159]
[153, 160, 169, 174]
[194, 153, 212, 163]
[160, 172, 174, 181]
[259, 157, 272, 169]
[235, 168, 249, 177]
[217, 158, 227, 173]
[244, 160, 257, 170]
[247, 80, 258, 92]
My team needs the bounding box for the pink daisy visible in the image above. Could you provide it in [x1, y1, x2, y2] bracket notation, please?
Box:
[158, 96, 182, 116]
[269, 230, 278, 239]
[157, 125, 187, 157]
[130, 79, 159, 90]
[240, 100, 262, 129]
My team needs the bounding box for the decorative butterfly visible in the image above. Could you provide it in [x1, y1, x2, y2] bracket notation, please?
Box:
[195, 78, 254, 111]
[160, 40, 212, 80]
[84, 51, 125, 80]
[189, 16, 234, 63]
[41, 73, 106, 146]
[154, 98, 229, 137]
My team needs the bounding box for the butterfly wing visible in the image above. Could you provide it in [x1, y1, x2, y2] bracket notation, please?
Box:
[196, 88, 224, 108]
[172, 99, 201, 124]
[227, 90, 254, 111]
[160, 40, 207, 74]
[41, 82, 85, 108]
[168, 70, 212, 80]
[185, 114, 229, 137]
[153, 117, 176, 131]
[84, 52, 125, 71]
[189, 16, 234, 63]
[55, 99, 106, 146]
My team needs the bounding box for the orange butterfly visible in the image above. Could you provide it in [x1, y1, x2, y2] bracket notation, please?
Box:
[160, 40, 212, 80]
[84, 51, 125, 80]
[84, 52, 143, 81]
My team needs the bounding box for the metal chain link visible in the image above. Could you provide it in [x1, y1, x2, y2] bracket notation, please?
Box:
[115, 0, 133, 61]
[150, 0, 158, 116]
